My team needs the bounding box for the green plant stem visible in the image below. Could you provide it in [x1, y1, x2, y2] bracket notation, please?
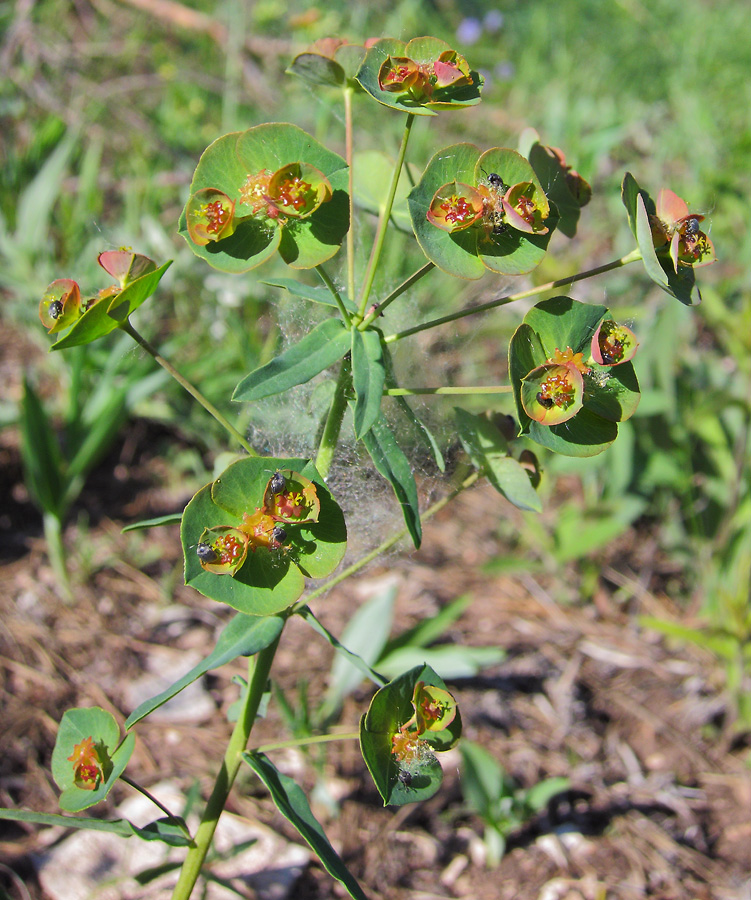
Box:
[315, 357, 352, 479]
[357, 113, 416, 317]
[383, 249, 643, 344]
[343, 86, 356, 305]
[119, 320, 257, 456]
[358, 261, 435, 329]
[384, 385, 512, 396]
[43, 511, 73, 603]
[253, 730, 359, 755]
[171, 631, 282, 900]
[120, 775, 192, 841]
[297, 469, 481, 608]
[315, 265, 352, 327]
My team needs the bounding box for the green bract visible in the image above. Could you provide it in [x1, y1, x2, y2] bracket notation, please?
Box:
[179, 124, 349, 273]
[509, 297, 641, 457]
[287, 38, 368, 89]
[181, 458, 346, 615]
[621, 173, 702, 306]
[51, 707, 135, 813]
[47, 261, 172, 351]
[408, 144, 554, 278]
[359, 665, 462, 807]
[356, 37, 483, 115]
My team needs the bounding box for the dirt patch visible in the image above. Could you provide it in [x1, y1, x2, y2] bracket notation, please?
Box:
[1, 425, 750, 900]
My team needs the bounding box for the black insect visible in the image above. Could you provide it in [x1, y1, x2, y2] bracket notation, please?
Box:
[49, 300, 64, 319]
[599, 341, 623, 366]
[683, 216, 701, 237]
[536, 392, 555, 409]
[270, 525, 287, 546]
[486, 171, 508, 193]
[196, 541, 219, 564]
[397, 770, 413, 787]
[269, 471, 286, 495]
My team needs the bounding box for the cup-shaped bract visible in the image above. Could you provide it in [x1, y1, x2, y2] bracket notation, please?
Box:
[179, 124, 349, 274]
[356, 37, 483, 116]
[509, 297, 641, 457]
[39, 279, 81, 333]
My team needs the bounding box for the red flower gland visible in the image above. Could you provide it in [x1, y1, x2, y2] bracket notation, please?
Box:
[540, 372, 576, 408]
[441, 195, 475, 224]
[275, 175, 313, 212]
[67, 736, 104, 790]
[202, 200, 231, 235]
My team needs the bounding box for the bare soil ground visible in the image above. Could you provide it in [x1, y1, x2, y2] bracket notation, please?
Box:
[2, 396, 751, 899]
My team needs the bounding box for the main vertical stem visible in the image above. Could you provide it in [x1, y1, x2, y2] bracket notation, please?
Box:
[170, 632, 282, 900]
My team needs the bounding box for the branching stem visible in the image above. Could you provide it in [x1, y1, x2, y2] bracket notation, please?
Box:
[383, 250, 643, 344]
[119, 320, 257, 456]
[357, 113, 416, 316]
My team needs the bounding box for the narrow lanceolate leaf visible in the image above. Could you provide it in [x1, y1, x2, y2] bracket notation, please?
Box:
[351, 328, 386, 439]
[455, 407, 541, 512]
[232, 318, 351, 402]
[19, 376, 65, 515]
[243, 752, 368, 900]
[121, 513, 183, 533]
[0, 809, 192, 847]
[297, 606, 388, 688]
[125, 614, 284, 729]
[360, 413, 422, 548]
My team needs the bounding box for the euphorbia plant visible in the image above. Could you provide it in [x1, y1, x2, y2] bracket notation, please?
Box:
[1, 32, 717, 900]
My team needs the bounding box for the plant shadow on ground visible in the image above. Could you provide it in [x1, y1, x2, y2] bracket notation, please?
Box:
[2, 419, 751, 900]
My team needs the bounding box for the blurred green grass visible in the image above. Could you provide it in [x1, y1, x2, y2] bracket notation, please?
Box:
[1, 0, 749, 635]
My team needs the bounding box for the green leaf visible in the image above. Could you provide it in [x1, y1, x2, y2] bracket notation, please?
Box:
[121, 513, 183, 532]
[49, 296, 120, 350]
[263, 277, 357, 312]
[51, 708, 135, 812]
[360, 414, 421, 548]
[19, 376, 66, 516]
[583, 362, 641, 423]
[125, 613, 284, 729]
[322, 584, 397, 713]
[392, 395, 445, 473]
[527, 141, 583, 239]
[181, 458, 346, 615]
[377, 644, 505, 681]
[351, 328, 386, 439]
[287, 52, 345, 87]
[243, 752, 368, 900]
[528, 408, 618, 457]
[233, 319, 350, 402]
[360, 664, 461, 807]
[0, 809, 192, 847]
[455, 408, 542, 512]
[524, 777, 570, 811]
[106, 261, 173, 321]
[523, 296, 608, 359]
[297, 606, 387, 689]
[460, 740, 506, 814]
[381, 593, 472, 657]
